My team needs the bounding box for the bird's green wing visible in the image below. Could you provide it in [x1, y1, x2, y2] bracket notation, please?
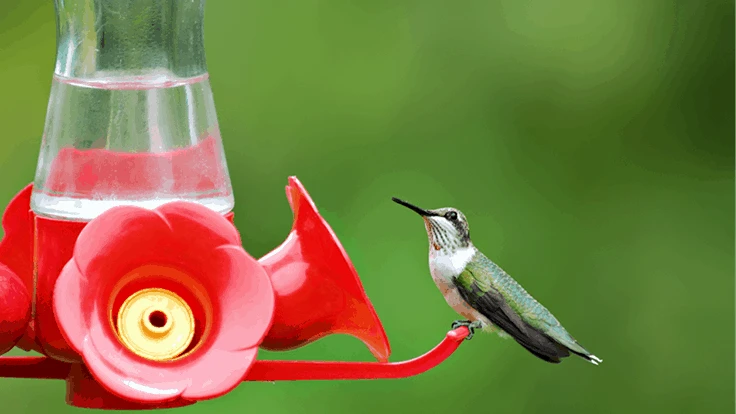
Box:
[454, 259, 571, 363]
[458, 253, 592, 358]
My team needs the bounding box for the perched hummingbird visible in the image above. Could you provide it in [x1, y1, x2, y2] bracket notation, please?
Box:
[392, 197, 602, 365]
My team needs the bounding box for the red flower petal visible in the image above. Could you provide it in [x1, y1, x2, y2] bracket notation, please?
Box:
[179, 347, 258, 400]
[207, 245, 274, 349]
[53, 260, 86, 354]
[156, 202, 242, 250]
[73, 207, 171, 278]
[0, 185, 34, 303]
[0, 263, 31, 355]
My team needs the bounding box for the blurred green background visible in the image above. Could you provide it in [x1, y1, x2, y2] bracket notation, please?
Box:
[0, 0, 733, 413]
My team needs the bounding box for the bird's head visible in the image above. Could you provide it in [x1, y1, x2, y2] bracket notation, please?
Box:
[392, 197, 472, 253]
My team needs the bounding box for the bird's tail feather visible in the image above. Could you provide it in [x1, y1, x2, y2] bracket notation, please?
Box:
[583, 353, 603, 365]
[568, 348, 603, 365]
[513, 336, 570, 364]
[519, 333, 602, 365]
[522, 344, 567, 364]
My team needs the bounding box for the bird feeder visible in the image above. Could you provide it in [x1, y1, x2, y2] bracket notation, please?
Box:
[0, 0, 469, 410]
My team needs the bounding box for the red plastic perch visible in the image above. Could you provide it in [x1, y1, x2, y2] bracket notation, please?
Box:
[0, 327, 469, 382]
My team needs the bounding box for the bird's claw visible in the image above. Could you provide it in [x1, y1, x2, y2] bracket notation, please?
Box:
[451, 320, 471, 330]
[451, 320, 483, 340]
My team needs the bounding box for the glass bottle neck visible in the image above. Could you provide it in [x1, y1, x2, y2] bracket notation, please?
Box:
[54, 0, 207, 82]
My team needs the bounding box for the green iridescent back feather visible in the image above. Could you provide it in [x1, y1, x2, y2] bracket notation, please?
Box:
[456, 252, 591, 357]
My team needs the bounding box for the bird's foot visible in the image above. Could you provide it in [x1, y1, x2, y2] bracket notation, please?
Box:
[450, 320, 483, 340]
[451, 320, 471, 330]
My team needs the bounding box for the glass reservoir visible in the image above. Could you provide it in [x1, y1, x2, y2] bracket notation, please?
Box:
[31, 0, 234, 220]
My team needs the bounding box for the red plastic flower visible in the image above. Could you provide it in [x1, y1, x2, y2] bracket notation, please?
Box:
[53, 202, 274, 403]
[259, 177, 391, 362]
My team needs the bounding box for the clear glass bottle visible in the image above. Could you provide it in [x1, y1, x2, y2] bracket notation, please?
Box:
[31, 0, 234, 221]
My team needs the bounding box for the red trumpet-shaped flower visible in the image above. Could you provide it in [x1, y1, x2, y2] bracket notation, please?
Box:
[259, 177, 391, 362]
[53, 202, 275, 404]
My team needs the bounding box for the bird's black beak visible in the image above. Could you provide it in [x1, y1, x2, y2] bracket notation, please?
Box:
[391, 197, 437, 217]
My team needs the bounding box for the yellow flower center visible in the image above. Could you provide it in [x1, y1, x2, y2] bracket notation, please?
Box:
[116, 288, 195, 361]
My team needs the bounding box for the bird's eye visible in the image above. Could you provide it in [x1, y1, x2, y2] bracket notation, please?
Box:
[446, 211, 458, 221]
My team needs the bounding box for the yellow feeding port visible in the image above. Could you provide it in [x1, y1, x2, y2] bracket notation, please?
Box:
[116, 287, 195, 361]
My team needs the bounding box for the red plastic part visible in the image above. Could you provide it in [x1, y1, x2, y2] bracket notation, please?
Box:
[0, 184, 36, 352]
[246, 327, 469, 381]
[0, 354, 69, 379]
[34, 216, 87, 362]
[0, 184, 34, 295]
[259, 177, 391, 362]
[0, 263, 31, 355]
[52, 201, 275, 405]
[0, 327, 470, 382]
[64, 363, 195, 410]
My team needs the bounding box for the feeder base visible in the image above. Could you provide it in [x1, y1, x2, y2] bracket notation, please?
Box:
[65, 363, 195, 410]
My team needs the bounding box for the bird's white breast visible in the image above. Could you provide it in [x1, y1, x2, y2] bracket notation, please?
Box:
[429, 245, 497, 331]
[429, 245, 476, 282]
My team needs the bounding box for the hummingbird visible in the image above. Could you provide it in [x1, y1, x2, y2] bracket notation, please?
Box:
[392, 197, 602, 365]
